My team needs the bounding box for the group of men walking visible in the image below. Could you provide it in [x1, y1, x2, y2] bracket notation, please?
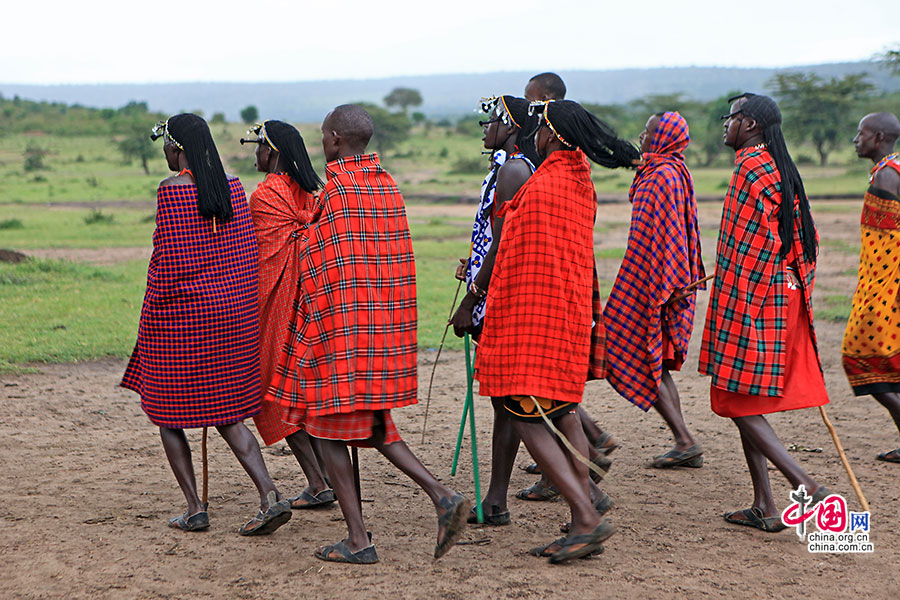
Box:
[120, 71, 900, 565]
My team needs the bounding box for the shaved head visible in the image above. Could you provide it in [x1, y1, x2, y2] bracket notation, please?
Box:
[525, 72, 566, 102]
[327, 104, 374, 148]
[862, 112, 900, 142]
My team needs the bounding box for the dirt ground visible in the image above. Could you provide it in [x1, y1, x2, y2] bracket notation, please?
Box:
[3, 199, 899, 599]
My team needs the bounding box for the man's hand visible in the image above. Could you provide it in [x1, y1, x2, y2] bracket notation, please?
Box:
[455, 258, 467, 282]
[449, 295, 477, 337]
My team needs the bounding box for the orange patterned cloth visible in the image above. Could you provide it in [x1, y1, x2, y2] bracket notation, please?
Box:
[842, 166, 900, 395]
[249, 173, 313, 445]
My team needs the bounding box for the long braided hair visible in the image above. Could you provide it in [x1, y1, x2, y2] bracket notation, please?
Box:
[542, 100, 640, 169]
[167, 113, 233, 222]
[499, 95, 541, 165]
[263, 120, 323, 193]
[730, 93, 817, 263]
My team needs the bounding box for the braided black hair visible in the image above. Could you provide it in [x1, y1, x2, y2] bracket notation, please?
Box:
[501, 95, 540, 165]
[167, 113, 232, 222]
[263, 120, 323, 193]
[544, 100, 640, 169]
[729, 93, 817, 263]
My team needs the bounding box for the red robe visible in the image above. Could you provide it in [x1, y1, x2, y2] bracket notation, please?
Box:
[249, 173, 312, 445]
[475, 150, 605, 403]
[266, 154, 417, 428]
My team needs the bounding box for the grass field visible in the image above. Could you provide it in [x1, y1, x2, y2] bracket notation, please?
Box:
[0, 121, 869, 370]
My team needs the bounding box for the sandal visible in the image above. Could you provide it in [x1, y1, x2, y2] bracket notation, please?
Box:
[314, 535, 378, 564]
[877, 448, 900, 463]
[594, 431, 620, 456]
[590, 454, 613, 483]
[723, 507, 787, 532]
[466, 504, 510, 526]
[650, 444, 703, 469]
[523, 463, 542, 475]
[560, 492, 613, 533]
[548, 520, 615, 564]
[168, 502, 209, 532]
[530, 536, 604, 557]
[434, 493, 471, 559]
[515, 481, 559, 501]
[238, 491, 292, 536]
[290, 488, 336, 509]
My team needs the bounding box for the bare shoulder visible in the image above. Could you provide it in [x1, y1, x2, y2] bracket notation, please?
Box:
[497, 158, 533, 183]
[159, 173, 192, 188]
[873, 166, 900, 196]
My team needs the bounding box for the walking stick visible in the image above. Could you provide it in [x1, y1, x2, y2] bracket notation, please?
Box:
[818, 406, 869, 512]
[201, 427, 209, 508]
[351, 446, 362, 510]
[421, 278, 464, 444]
[450, 334, 483, 523]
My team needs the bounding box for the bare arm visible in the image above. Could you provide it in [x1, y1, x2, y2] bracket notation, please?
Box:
[873, 166, 900, 198]
[450, 158, 533, 336]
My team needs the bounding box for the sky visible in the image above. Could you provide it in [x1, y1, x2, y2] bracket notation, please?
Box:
[4, 0, 898, 85]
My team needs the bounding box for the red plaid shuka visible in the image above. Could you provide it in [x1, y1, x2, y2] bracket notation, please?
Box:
[604, 112, 705, 411]
[475, 150, 606, 403]
[699, 147, 820, 396]
[122, 178, 262, 428]
[248, 173, 313, 445]
[266, 154, 417, 427]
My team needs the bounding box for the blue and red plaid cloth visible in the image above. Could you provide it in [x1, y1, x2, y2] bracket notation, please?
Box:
[476, 149, 606, 403]
[604, 112, 705, 411]
[122, 178, 262, 428]
[266, 154, 418, 427]
[699, 147, 820, 396]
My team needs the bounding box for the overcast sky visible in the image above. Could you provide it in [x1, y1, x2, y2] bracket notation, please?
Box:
[4, 0, 898, 84]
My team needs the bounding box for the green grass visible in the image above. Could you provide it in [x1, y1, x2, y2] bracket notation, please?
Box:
[0, 205, 156, 249]
[0, 259, 145, 369]
[818, 293, 852, 323]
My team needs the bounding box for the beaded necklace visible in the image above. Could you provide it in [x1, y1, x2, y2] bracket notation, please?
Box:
[870, 152, 900, 184]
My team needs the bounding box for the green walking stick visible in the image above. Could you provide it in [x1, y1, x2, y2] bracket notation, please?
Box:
[450, 334, 482, 522]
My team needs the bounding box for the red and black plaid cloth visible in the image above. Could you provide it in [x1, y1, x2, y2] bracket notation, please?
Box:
[604, 112, 705, 411]
[121, 178, 262, 428]
[266, 154, 417, 428]
[699, 147, 820, 396]
[476, 150, 606, 403]
[248, 173, 312, 445]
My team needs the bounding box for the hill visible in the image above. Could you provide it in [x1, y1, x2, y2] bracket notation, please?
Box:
[1, 62, 897, 123]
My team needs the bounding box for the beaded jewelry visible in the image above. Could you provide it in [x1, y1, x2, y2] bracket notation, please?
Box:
[479, 96, 517, 128]
[240, 122, 279, 152]
[531, 100, 572, 147]
[870, 151, 900, 184]
[150, 120, 184, 150]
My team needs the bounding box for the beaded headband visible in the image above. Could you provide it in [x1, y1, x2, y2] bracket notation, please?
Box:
[150, 120, 184, 150]
[239, 122, 279, 152]
[479, 96, 519, 128]
[528, 100, 572, 147]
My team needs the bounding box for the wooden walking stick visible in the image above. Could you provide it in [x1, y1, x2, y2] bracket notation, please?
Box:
[421, 278, 464, 444]
[201, 426, 209, 508]
[668, 274, 715, 304]
[818, 406, 869, 512]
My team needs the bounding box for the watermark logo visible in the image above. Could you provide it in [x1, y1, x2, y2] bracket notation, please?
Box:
[780, 485, 873, 553]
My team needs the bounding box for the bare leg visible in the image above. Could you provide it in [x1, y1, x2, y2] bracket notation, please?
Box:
[480, 397, 520, 513]
[873, 392, 900, 436]
[216, 421, 281, 509]
[535, 410, 601, 490]
[316, 439, 370, 552]
[576, 406, 603, 446]
[285, 430, 329, 494]
[732, 415, 819, 493]
[737, 425, 778, 516]
[653, 369, 698, 451]
[159, 427, 203, 515]
[373, 438, 455, 506]
[309, 436, 331, 487]
[513, 413, 600, 536]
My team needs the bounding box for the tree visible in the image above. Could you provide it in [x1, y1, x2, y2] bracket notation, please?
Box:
[118, 122, 155, 174]
[240, 105, 259, 124]
[383, 87, 423, 114]
[355, 102, 411, 155]
[882, 45, 900, 74]
[210, 112, 226, 125]
[769, 72, 873, 166]
[23, 143, 49, 172]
